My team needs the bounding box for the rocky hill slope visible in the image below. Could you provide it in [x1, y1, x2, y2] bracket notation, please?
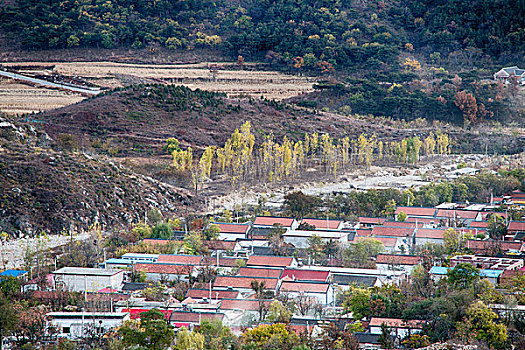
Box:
[0, 115, 192, 236]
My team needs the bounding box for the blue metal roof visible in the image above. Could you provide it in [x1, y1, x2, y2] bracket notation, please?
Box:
[0, 269, 28, 277]
[428, 266, 503, 279]
[105, 258, 133, 265]
[480, 269, 503, 278]
[429, 266, 449, 275]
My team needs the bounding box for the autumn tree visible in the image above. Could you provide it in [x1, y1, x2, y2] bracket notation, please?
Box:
[454, 90, 478, 125]
[120, 309, 175, 350]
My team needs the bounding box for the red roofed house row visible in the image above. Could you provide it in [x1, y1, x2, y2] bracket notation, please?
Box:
[253, 216, 298, 229]
[375, 254, 422, 273]
[133, 263, 193, 282]
[358, 217, 387, 228]
[219, 298, 272, 311]
[157, 255, 202, 265]
[414, 228, 446, 245]
[279, 281, 334, 305]
[247, 255, 297, 268]
[508, 221, 525, 233]
[301, 218, 343, 230]
[371, 226, 414, 238]
[216, 223, 251, 241]
[213, 276, 279, 291]
[395, 206, 437, 217]
[466, 239, 524, 253]
[435, 209, 481, 220]
[238, 267, 283, 279]
[186, 288, 240, 301]
[281, 269, 330, 282]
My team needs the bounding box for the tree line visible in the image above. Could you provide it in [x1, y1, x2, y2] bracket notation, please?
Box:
[170, 121, 451, 193]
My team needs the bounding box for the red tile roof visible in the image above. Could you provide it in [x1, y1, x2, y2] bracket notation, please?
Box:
[238, 267, 283, 278]
[414, 228, 445, 239]
[359, 217, 387, 225]
[376, 254, 422, 266]
[204, 241, 236, 251]
[436, 209, 479, 219]
[253, 216, 295, 227]
[202, 256, 246, 268]
[301, 218, 342, 230]
[369, 317, 423, 328]
[220, 299, 271, 311]
[247, 255, 295, 268]
[134, 263, 192, 275]
[213, 276, 278, 290]
[280, 281, 329, 293]
[281, 269, 329, 282]
[216, 223, 250, 234]
[158, 255, 202, 265]
[466, 239, 523, 252]
[405, 217, 439, 225]
[186, 289, 239, 300]
[508, 221, 525, 232]
[355, 229, 373, 237]
[395, 207, 436, 217]
[371, 226, 414, 237]
[383, 221, 422, 228]
[469, 221, 489, 228]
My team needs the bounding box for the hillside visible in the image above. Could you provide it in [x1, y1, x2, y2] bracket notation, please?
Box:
[0, 114, 192, 236]
[34, 84, 430, 157]
[1, 0, 523, 69]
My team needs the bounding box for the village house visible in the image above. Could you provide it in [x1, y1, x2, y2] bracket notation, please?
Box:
[358, 217, 387, 228]
[413, 228, 446, 246]
[281, 268, 330, 282]
[186, 288, 240, 302]
[47, 311, 130, 339]
[283, 229, 349, 249]
[429, 266, 504, 285]
[449, 255, 523, 271]
[330, 274, 381, 290]
[169, 311, 224, 329]
[238, 266, 284, 279]
[133, 263, 194, 282]
[375, 254, 422, 272]
[213, 275, 279, 294]
[246, 255, 298, 268]
[53, 267, 124, 293]
[279, 281, 334, 305]
[494, 66, 525, 84]
[369, 317, 423, 338]
[215, 222, 251, 241]
[253, 216, 299, 230]
[300, 218, 344, 230]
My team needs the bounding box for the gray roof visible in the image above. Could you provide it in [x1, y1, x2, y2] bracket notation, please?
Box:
[53, 267, 123, 276]
[498, 66, 525, 77]
[331, 274, 378, 287]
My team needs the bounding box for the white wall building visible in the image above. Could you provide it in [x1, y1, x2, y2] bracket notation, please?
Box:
[47, 312, 130, 339]
[53, 267, 124, 293]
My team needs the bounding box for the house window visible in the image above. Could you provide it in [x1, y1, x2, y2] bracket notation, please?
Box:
[62, 326, 70, 334]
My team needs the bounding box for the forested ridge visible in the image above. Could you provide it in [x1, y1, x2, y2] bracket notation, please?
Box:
[1, 0, 523, 68]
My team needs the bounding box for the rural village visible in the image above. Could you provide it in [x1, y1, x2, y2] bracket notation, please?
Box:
[1, 0, 525, 349]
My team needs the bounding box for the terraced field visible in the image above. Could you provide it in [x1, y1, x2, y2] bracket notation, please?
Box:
[0, 61, 315, 114]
